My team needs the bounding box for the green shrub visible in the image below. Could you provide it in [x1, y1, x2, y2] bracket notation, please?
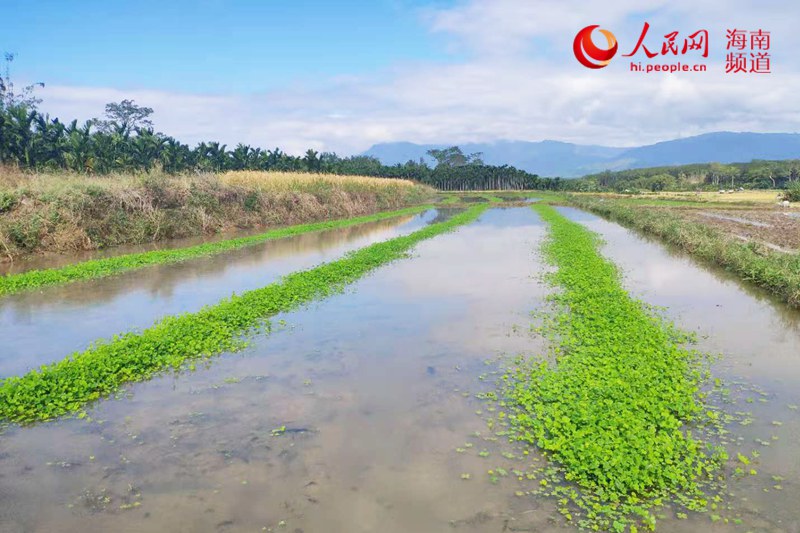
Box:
[784, 181, 800, 202]
[7, 216, 43, 249]
[243, 191, 261, 212]
[0, 191, 17, 213]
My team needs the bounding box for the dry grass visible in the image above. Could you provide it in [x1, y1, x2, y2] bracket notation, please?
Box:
[0, 168, 433, 260]
[633, 190, 784, 205]
[1, 167, 144, 196]
[0, 169, 421, 195]
[220, 170, 417, 191]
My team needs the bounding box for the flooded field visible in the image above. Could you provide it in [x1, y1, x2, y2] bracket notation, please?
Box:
[2, 206, 800, 532]
[559, 207, 800, 532]
[0, 209, 447, 377]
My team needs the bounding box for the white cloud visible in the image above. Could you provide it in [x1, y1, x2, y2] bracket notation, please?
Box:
[36, 0, 800, 155]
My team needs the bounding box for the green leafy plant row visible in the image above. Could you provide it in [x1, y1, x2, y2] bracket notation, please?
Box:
[0, 205, 487, 423]
[569, 196, 800, 308]
[0, 205, 434, 297]
[503, 204, 726, 531]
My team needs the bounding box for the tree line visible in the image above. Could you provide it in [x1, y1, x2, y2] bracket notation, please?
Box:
[0, 54, 557, 191]
[572, 160, 800, 192]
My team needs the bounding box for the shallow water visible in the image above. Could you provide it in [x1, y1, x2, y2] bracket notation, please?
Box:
[2, 206, 800, 532]
[0, 209, 449, 377]
[559, 207, 800, 533]
[0, 209, 443, 276]
[0, 207, 569, 533]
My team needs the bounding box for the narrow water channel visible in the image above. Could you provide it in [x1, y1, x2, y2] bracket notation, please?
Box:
[559, 207, 800, 533]
[0, 209, 447, 377]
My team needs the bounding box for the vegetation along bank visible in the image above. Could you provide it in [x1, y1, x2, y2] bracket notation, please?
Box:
[0, 169, 432, 260]
[0, 204, 432, 296]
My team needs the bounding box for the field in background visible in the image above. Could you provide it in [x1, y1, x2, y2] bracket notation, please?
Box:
[583, 189, 786, 207]
[650, 190, 785, 204]
[0, 169, 433, 260]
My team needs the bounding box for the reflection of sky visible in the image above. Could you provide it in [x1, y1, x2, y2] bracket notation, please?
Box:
[378, 209, 545, 298]
[0, 207, 561, 533]
[0, 212, 434, 377]
[558, 207, 800, 389]
[470, 206, 546, 228]
[358, 207, 551, 356]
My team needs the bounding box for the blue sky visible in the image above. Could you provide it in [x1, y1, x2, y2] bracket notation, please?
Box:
[3, 1, 799, 155]
[4, 0, 459, 93]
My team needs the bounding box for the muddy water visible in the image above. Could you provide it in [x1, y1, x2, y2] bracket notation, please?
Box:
[0, 210, 448, 377]
[560, 207, 800, 533]
[0, 207, 575, 533]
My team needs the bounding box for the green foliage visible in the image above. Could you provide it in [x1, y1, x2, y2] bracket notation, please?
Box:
[426, 146, 483, 168]
[504, 205, 726, 531]
[243, 191, 260, 212]
[573, 160, 800, 192]
[0, 205, 433, 297]
[92, 99, 153, 134]
[571, 197, 800, 308]
[784, 181, 800, 202]
[3, 55, 550, 190]
[0, 205, 487, 423]
[0, 190, 17, 212]
[6, 215, 42, 249]
[0, 100, 551, 188]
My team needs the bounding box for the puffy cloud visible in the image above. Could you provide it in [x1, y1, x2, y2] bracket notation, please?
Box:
[37, 0, 800, 155]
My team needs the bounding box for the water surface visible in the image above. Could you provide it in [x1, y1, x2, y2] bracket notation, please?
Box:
[560, 207, 800, 532]
[0, 210, 445, 377]
[2, 206, 800, 532]
[0, 208, 567, 533]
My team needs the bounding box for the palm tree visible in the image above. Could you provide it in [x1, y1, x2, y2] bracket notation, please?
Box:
[303, 149, 320, 172]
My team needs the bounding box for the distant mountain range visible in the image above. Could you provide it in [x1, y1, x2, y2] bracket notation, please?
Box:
[362, 132, 800, 177]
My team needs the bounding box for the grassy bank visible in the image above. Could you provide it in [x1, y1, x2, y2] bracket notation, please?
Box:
[0, 204, 487, 424]
[0, 169, 433, 260]
[568, 196, 800, 307]
[0, 204, 432, 296]
[503, 204, 726, 531]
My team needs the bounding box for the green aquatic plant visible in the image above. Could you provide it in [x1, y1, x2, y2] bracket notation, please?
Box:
[503, 204, 728, 531]
[0, 205, 486, 423]
[0, 205, 434, 297]
[438, 195, 460, 205]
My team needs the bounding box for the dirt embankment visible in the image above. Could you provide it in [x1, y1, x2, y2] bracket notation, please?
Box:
[0, 170, 432, 261]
